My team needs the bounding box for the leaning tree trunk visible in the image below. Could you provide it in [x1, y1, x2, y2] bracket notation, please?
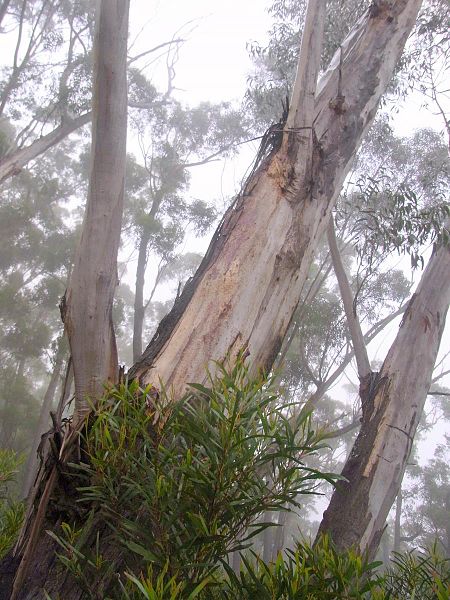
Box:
[2, 1, 422, 598]
[62, 0, 129, 421]
[129, 0, 422, 400]
[317, 239, 450, 558]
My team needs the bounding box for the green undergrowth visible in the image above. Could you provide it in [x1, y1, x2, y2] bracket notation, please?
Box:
[38, 359, 449, 598]
[0, 448, 25, 560]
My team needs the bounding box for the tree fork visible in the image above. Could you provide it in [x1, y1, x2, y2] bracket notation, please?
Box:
[317, 238, 450, 558]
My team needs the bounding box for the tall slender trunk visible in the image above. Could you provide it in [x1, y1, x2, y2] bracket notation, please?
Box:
[0, 357, 26, 447]
[133, 232, 150, 363]
[317, 240, 450, 558]
[273, 510, 288, 557]
[21, 342, 65, 498]
[63, 0, 129, 420]
[4, 3, 130, 598]
[263, 512, 274, 563]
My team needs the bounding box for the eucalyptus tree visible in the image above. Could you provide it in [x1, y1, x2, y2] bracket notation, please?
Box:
[401, 442, 450, 555]
[2, 1, 431, 596]
[0, 0, 191, 185]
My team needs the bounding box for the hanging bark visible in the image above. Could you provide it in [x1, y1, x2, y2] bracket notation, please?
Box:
[21, 339, 66, 498]
[63, 0, 129, 421]
[129, 0, 422, 401]
[317, 238, 450, 558]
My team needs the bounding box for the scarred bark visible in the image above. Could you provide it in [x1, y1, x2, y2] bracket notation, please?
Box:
[317, 240, 450, 558]
[130, 0, 422, 401]
[21, 340, 66, 498]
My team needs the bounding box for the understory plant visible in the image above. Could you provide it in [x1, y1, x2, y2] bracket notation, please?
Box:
[47, 359, 450, 598]
[49, 358, 335, 597]
[0, 449, 24, 560]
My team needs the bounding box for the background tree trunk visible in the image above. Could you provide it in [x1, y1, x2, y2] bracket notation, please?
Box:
[393, 488, 403, 553]
[317, 239, 450, 558]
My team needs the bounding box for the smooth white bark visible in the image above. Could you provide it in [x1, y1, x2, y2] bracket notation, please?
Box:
[64, 1, 129, 419]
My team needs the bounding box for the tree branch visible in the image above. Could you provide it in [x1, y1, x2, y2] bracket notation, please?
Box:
[127, 38, 185, 66]
[0, 112, 92, 185]
[328, 217, 371, 379]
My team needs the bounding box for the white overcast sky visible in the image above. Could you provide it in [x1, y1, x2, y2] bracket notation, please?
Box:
[130, 0, 271, 105]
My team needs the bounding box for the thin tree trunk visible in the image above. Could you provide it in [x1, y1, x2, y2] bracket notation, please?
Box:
[0, 358, 25, 447]
[231, 549, 241, 574]
[21, 342, 65, 498]
[130, 1, 421, 399]
[133, 232, 150, 363]
[327, 218, 371, 379]
[273, 510, 288, 557]
[381, 531, 390, 567]
[63, 1, 129, 420]
[263, 511, 274, 563]
[317, 239, 450, 559]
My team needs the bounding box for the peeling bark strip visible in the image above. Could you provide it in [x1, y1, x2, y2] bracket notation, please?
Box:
[64, 1, 129, 419]
[317, 241, 450, 558]
[130, 0, 422, 399]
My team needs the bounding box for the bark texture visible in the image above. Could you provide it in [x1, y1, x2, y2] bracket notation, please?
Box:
[317, 240, 450, 558]
[21, 341, 65, 498]
[130, 0, 422, 401]
[63, 1, 129, 419]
